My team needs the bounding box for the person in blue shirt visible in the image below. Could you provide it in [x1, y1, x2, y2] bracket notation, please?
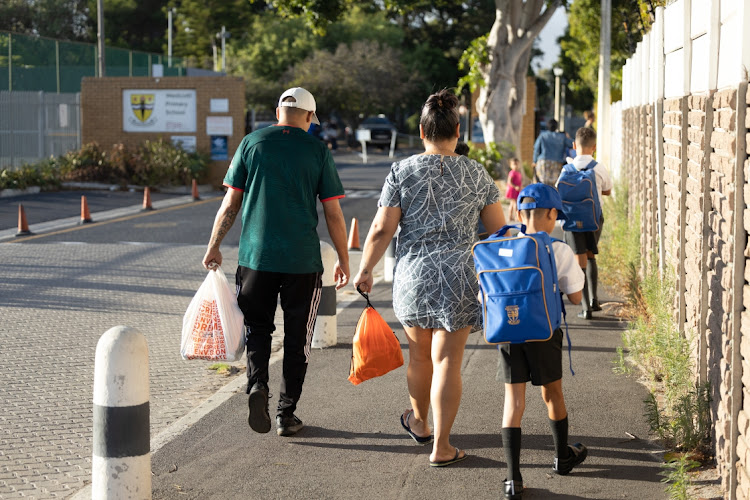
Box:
[532, 119, 573, 187]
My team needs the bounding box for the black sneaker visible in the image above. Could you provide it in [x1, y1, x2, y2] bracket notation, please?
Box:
[553, 443, 588, 475]
[276, 414, 304, 436]
[504, 479, 523, 499]
[247, 386, 271, 433]
[591, 299, 602, 312]
[577, 310, 592, 320]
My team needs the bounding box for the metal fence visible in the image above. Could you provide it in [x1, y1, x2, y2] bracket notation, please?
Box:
[0, 31, 186, 93]
[0, 91, 80, 169]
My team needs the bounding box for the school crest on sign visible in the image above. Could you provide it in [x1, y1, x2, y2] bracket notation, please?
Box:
[130, 94, 155, 122]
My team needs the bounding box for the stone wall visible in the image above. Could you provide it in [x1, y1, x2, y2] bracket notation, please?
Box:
[620, 83, 749, 498]
[738, 85, 750, 500]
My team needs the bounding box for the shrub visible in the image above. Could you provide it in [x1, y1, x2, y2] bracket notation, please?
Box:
[1, 141, 209, 191]
[467, 141, 515, 179]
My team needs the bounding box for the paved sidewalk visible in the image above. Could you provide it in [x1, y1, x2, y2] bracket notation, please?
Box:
[147, 283, 667, 500]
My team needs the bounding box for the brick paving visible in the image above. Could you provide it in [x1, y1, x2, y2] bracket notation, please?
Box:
[0, 243, 260, 499]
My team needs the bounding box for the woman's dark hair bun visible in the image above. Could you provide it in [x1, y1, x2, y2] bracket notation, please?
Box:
[420, 89, 459, 142]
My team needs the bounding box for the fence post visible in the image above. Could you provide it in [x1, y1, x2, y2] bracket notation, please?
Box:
[92, 325, 151, 499]
[7, 32, 11, 92]
[653, 7, 666, 277]
[729, 79, 748, 500]
[37, 91, 44, 159]
[55, 41, 60, 94]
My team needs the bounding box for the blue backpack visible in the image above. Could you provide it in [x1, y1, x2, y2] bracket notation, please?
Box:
[557, 160, 601, 232]
[472, 225, 562, 344]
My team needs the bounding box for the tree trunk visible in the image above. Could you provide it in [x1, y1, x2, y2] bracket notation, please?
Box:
[477, 0, 560, 156]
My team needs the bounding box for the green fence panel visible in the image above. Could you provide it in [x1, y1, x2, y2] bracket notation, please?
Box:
[106, 46, 131, 77]
[59, 41, 95, 93]
[131, 51, 150, 77]
[0, 33, 8, 91]
[0, 31, 186, 92]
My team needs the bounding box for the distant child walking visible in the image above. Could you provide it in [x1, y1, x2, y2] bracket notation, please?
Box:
[505, 158, 522, 221]
[556, 127, 613, 319]
[495, 184, 587, 500]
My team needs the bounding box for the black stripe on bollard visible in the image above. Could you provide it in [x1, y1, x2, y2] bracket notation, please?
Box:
[318, 285, 336, 316]
[93, 402, 150, 458]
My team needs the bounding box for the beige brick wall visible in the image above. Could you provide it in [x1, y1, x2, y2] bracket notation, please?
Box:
[621, 83, 750, 498]
[685, 94, 708, 348]
[707, 88, 738, 490]
[81, 76, 246, 187]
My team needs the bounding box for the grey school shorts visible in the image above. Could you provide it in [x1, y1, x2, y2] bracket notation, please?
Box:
[498, 328, 563, 386]
[563, 216, 605, 255]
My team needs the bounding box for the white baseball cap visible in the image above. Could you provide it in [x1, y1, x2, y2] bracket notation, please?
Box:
[278, 87, 320, 125]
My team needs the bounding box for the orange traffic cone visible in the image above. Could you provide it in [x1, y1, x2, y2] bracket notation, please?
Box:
[15, 204, 32, 237]
[79, 195, 93, 224]
[191, 179, 200, 201]
[348, 218, 360, 251]
[142, 186, 154, 211]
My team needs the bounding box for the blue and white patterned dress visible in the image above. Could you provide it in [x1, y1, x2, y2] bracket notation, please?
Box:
[379, 154, 501, 331]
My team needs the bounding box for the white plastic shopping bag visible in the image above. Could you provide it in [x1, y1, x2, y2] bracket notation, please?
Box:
[181, 267, 245, 361]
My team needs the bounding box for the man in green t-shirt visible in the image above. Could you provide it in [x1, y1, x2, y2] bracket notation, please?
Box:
[202, 87, 350, 437]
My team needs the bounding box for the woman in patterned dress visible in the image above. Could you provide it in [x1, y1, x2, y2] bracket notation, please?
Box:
[353, 89, 506, 466]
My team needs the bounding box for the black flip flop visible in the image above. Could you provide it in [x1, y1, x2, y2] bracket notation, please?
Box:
[430, 448, 468, 467]
[400, 409, 433, 444]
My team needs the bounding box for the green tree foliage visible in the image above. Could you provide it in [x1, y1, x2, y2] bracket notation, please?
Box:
[286, 40, 414, 125]
[168, 0, 267, 68]
[560, 0, 668, 103]
[0, 0, 89, 40]
[85, 0, 171, 53]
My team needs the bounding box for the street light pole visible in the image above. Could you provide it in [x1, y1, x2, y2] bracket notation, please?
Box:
[553, 67, 563, 125]
[596, 0, 611, 165]
[96, 0, 105, 77]
[560, 79, 567, 132]
[167, 8, 174, 68]
[221, 26, 226, 72]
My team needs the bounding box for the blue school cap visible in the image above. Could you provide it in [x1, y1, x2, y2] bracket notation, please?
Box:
[517, 183, 567, 220]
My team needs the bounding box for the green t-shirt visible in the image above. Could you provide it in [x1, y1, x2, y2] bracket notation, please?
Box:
[223, 125, 345, 273]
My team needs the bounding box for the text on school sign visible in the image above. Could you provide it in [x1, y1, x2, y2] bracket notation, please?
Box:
[123, 89, 197, 133]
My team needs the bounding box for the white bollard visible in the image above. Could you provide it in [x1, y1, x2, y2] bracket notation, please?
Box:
[312, 241, 337, 348]
[92, 326, 151, 500]
[384, 237, 397, 283]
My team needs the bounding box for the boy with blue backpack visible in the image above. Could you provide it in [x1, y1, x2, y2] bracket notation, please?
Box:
[472, 184, 586, 500]
[556, 127, 612, 319]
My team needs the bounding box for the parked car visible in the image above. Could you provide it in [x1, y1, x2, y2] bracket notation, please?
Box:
[357, 115, 398, 147]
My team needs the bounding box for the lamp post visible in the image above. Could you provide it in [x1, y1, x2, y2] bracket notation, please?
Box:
[216, 26, 230, 73]
[560, 78, 567, 132]
[167, 8, 175, 68]
[553, 67, 563, 126]
[96, 0, 105, 77]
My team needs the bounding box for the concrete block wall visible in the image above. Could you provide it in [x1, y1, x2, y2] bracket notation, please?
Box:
[707, 88, 738, 488]
[738, 86, 750, 500]
[81, 76, 246, 187]
[621, 81, 750, 497]
[662, 97, 685, 322]
[684, 94, 708, 349]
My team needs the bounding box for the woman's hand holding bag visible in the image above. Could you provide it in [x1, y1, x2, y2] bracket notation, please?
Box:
[348, 286, 404, 385]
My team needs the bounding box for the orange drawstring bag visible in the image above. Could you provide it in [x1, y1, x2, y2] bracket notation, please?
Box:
[348, 286, 404, 385]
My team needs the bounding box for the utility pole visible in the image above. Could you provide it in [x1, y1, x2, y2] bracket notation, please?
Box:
[167, 8, 174, 68]
[596, 0, 611, 165]
[553, 67, 563, 125]
[97, 0, 105, 77]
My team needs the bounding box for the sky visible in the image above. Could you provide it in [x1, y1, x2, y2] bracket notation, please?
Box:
[535, 6, 569, 70]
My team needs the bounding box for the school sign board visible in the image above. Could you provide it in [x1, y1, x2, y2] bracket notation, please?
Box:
[123, 89, 197, 132]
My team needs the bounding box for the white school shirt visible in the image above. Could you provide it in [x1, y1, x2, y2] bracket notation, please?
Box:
[518, 231, 585, 295]
[551, 240, 585, 295]
[563, 154, 613, 208]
